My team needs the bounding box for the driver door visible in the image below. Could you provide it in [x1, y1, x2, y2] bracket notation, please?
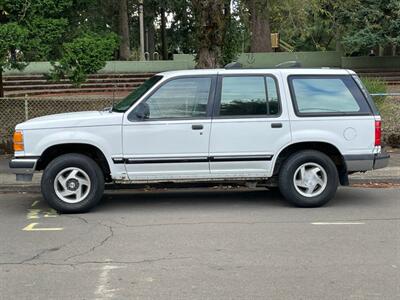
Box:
[122, 76, 216, 180]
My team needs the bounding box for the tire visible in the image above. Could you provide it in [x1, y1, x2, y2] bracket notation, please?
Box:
[41, 153, 104, 213]
[278, 150, 338, 207]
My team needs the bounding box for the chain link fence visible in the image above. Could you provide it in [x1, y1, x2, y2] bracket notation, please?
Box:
[0, 97, 114, 153]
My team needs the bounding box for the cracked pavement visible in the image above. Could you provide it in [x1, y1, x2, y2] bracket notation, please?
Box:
[0, 187, 399, 299]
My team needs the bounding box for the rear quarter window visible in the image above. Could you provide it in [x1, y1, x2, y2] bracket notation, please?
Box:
[288, 75, 372, 116]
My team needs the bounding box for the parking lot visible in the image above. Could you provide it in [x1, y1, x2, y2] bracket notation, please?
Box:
[0, 187, 399, 299]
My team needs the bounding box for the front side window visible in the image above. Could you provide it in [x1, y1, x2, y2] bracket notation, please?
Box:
[218, 76, 280, 117]
[133, 77, 212, 120]
[289, 75, 371, 115]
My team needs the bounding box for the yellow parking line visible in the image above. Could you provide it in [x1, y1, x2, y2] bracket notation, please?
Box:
[22, 223, 63, 231]
[27, 209, 41, 219]
[44, 209, 58, 218]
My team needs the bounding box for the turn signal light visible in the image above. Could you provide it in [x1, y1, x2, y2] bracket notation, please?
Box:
[13, 131, 24, 151]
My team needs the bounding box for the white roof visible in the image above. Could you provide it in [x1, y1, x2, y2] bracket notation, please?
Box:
[158, 68, 355, 78]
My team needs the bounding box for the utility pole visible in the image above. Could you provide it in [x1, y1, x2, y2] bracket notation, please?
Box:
[139, 0, 145, 61]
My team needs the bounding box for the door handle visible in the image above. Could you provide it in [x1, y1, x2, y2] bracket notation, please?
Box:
[192, 124, 204, 130]
[271, 123, 283, 128]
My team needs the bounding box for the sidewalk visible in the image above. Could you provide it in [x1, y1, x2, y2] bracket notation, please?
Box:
[1, 150, 399, 191]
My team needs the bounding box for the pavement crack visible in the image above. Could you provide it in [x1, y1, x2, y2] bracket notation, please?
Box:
[19, 244, 67, 264]
[0, 256, 191, 268]
[19, 249, 52, 264]
[63, 223, 114, 262]
[63, 214, 90, 224]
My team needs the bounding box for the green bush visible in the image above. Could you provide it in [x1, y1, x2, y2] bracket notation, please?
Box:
[50, 33, 118, 86]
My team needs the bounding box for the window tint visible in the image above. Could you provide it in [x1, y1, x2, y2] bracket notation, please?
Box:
[219, 76, 279, 116]
[289, 76, 371, 115]
[141, 77, 211, 119]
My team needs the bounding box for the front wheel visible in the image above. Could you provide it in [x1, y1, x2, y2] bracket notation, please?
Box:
[41, 153, 104, 213]
[278, 150, 339, 207]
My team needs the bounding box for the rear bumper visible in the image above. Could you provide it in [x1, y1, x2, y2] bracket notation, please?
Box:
[373, 151, 390, 170]
[344, 150, 390, 172]
[9, 157, 38, 182]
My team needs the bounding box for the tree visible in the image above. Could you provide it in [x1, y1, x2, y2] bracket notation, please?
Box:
[245, 0, 272, 52]
[340, 0, 400, 55]
[192, 0, 226, 68]
[0, 23, 28, 97]
[221, 0, 243, 64]
[50, 33, 118, 85]
[1, 0, 75, 61]
[118, 0, 131, 60]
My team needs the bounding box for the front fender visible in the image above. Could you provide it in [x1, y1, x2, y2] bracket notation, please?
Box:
[22, 126, 122, 168]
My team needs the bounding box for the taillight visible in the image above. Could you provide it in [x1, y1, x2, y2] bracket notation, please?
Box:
[13, 131, 24, 151]
[374, 120, 381, 146]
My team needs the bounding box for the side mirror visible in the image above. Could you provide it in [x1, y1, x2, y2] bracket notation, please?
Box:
[134, 102, 150, 120]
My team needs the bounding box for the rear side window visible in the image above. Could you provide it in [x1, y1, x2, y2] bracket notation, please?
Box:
[218, 76, 280, 117]
[288, 75, 371, 116]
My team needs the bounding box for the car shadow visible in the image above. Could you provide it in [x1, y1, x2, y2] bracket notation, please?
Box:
[96, 188, 288, 212]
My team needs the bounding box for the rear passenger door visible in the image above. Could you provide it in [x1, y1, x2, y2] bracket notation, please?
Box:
[209, 74, 291, 177]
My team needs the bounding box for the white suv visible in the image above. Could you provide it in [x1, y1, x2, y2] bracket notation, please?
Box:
[9, 68, 389, 213]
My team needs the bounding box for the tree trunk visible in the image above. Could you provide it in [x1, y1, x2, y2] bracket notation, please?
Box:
[160, 7, 168, 60]
[0, 69, 4, 98]
[148, 24, 155, 60]
[118, 0, 131, 60]
[192, 0, 225, 68]
[247, 0, 272, 53]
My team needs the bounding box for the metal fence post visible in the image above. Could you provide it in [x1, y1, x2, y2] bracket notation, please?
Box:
[24, 98, 29, 121]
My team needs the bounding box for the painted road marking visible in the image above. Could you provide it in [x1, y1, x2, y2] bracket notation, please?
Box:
[22, 223, 63, 231]
[311, 222, 365, 225]
[27, 209, 41, 219]
[44, 209, 58, 218]
[95, 264, 123, 299]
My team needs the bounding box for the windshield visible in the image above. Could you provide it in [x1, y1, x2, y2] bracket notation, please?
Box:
[112, 75, 163, 112]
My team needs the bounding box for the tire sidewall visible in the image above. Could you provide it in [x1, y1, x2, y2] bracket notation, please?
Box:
[41, 154, 104, 213]
[279, 150, 339, 207]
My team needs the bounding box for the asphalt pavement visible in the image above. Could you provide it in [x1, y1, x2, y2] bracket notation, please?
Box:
[0, 187, 399, 299]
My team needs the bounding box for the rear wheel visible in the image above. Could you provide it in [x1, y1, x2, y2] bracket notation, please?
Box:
[41, 153, 104, 213]
[278, 150, 338, 207]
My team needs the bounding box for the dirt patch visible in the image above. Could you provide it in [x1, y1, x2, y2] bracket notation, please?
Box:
[351, 182, 400, 188]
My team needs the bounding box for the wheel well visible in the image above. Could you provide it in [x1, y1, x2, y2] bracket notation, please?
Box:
[273, 142, 348, 185]
[36, 144, 112, 182]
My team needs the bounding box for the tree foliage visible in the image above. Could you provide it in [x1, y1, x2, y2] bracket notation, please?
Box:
[0, 0, 399, 86]
[341, 0, 400, 55]
[50, 33, 118, 85]
[0, 22, 28, 70]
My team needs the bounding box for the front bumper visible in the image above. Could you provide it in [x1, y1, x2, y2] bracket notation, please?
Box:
[344, 150, 390, 172]
[9, 158, 38, 182]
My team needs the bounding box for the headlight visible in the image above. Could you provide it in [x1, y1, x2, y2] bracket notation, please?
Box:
[13, 131, 24, 152]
